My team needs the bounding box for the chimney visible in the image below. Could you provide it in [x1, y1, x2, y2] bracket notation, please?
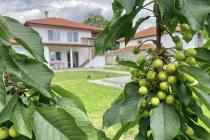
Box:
[44, 11, 48, 18]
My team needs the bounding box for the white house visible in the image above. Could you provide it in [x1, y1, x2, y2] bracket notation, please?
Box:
[118, 26, 205, 49]
[105, 26, 205, 64]
[13, 17, 105, 69]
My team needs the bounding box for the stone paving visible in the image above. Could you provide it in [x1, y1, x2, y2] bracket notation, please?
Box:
[55, 68, 131, 88]
[89, 76, 131, 89]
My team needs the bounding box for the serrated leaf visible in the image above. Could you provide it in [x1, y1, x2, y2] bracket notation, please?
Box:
[0, 94, 18, 123]
[150, 103, 180, 140]
[195, 48, 210, 63]
[1, 16, 45, 62]
[179, 0, 210, 30]
[180, 66, 210, 89]
[51, 84, 85, 111]
[0, 71, 6, 111]
[173, 82, 192, 106]
[97, 129, 110, 140]
[116, 0, 136, 14]
[135, 118, 150, 140]
[117, 60, 139, 69]
[33, 107, 95, 140]
[191, 85, 210, 112]
[10, 52, 54, 98]
[64, 106, 98, 140]
[103, 95, 124, 128]
[189, 120, 210, 140]
[11, 102, 34, 138]
[120, 82, 141, 124]
[156, 0, 176, 22]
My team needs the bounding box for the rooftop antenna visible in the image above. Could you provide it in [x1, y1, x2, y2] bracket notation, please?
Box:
[44, 11, 48, 18]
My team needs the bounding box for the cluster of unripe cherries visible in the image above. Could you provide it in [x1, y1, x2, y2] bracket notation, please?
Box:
[0, 125, 19, 139]
[130, 23, 197, 136]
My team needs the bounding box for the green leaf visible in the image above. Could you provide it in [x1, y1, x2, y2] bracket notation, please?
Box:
[11, 102, 34, 138]
[56, 98, 86, 113]
[189, 120, 210, 140]
[0, 71, 6, 111]
[173, 82, 192, 106]
[51, 84, 85, 111]
[103, 95, 124, 128]
[204, 14, 210, 37]
[64, 106, 98, 140]
[116, 0, 136, 14]
[33, 106, 96, 140]
[124, 16, 150, 45]
[150, 103, 180, 140]
[0, 45, 21, 77]
[197, 113, 210, 130]
[10, 52, 54, 98]
[120, 82, 141, 124]
[191, 85, 210, 112]
[124, 82, 140, 97]
[96, 8, 140, 51]
[156, 0, 176, 22]
[178, 0, 210, 30]
[117, 60, 139, 69]
[135, 118, 150, 140]
[2, 16, 45, 62]
[201, 38, 210, 48]
[97, 129, 110, 140]
[180, 66, 210, 89]
[195, 48, 210, 63]
[0, 94, 18, 123]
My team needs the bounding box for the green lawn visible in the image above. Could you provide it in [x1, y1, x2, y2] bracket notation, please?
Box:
[103, 65, 130, 71]
[53, 71, 126, 129]
[53, 70, 209, 139]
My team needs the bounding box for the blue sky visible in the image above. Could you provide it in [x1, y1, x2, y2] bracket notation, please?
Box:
[0, 0, 155, 29]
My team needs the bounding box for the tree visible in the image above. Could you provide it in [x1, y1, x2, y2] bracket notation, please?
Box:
[84, 14, 109, 29]
[97, 0, 210, 139]
[0, 16, 103, 140]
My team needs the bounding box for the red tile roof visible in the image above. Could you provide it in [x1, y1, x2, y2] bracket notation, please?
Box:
[118, 27, 156, 42]
[25, 18, 102, 32]
[118, 26, 181, 42]
[111, 44, 156, 54]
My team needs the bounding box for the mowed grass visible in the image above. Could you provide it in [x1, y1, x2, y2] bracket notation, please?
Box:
[53, 71, 127, 128]
[52, 70, 209, 139]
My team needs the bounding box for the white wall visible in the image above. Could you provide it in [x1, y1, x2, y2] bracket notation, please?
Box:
[47, 46, 91, 68]
[32, 27, 92, 44]
[119, 33, 200, 49]
[119, 36, 156, 48]
[85, 56, 106, 68]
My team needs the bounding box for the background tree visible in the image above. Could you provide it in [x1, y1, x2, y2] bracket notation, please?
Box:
[84, 14, 109, 29]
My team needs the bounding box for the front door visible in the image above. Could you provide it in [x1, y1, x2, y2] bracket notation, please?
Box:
[67, 52, 71, 68]
[73, 52, 79, 67]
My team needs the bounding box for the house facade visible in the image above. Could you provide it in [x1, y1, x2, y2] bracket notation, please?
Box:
[13, 18, 104, 69]
[118, 26, 205, 49]
[105, 26, 205, 64]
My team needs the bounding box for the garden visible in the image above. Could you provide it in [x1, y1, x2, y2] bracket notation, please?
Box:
[0, 0, 210, 140]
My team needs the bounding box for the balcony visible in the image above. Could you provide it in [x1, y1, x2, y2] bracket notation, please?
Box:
[81, 37, 96, 46]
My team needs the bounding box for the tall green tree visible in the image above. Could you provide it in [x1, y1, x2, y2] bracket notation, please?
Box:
[84, 14, 109, 29]
[97, 0, 210, 139]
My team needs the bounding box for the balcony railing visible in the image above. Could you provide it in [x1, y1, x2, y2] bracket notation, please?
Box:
[81, 37, 96, 45]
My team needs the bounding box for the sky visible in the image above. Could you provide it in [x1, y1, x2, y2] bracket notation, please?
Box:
[0, 0, 155, 30]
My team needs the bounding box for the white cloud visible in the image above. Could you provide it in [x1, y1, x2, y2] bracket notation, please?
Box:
[0, 0, 155, 29]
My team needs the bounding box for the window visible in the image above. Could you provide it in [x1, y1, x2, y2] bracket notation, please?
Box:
[48, 30, 60, 41]
[50, 52, 61, 61]
[67, 32, 78, 42]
